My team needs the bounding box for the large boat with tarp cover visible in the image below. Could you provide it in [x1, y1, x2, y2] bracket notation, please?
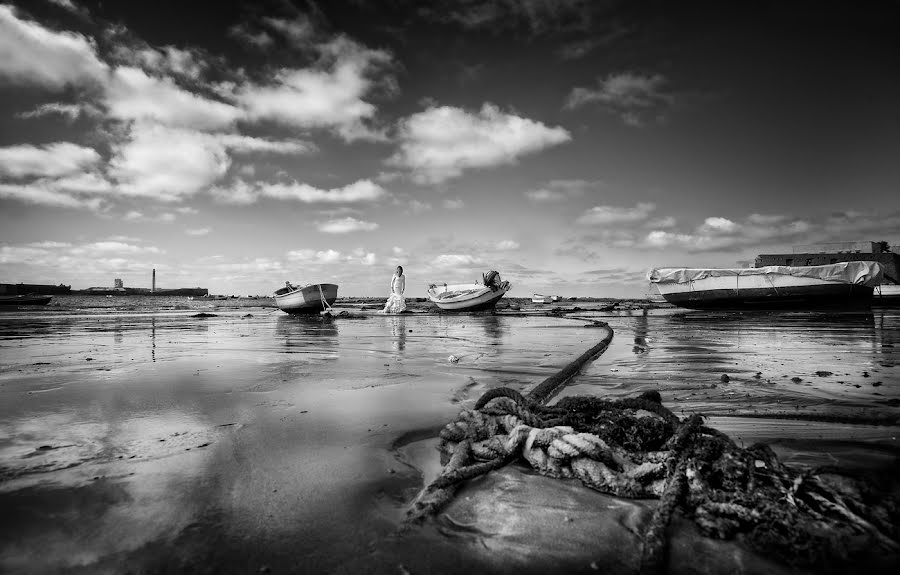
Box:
[648, 261, 883, 310]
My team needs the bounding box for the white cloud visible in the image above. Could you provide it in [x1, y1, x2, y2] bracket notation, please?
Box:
[524, 188, 566, 202]
[185, 227, 211, 236]
[433, 254, 478, 267]
[497, 240, 520, 250]
[262, 15, 316, 48]
[255, 179, 388, 204]
[565, 71, 671, 126]
[0, 182, 104, 210]
[215, 134, 315, 155]
[119, 211, 176, 223]
[106, 66, 242, 130]
[113, 45, 208, 81]
[316, 217, 379, 234]
[109, 123, 230, 200]
[577, 202, 656, 225]
[72, 241, 163, 255]
[238, 36, 393, 141]
[0, 142, 101, 178]
[209, 179, 259, 205]
[0, 5, 107, 89]
[646, 216, 677, 228]
[747, 213, 787, 225]
[442, 197, 465, 209]
[15, 102, 97, 121]
[388, 103, 571, 184]
[524, 179, 594, 202]
[407, 199, 432, 213]
[699, 216, 739, 234]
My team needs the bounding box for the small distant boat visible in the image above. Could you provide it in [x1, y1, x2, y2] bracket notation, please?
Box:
[274, 283, 338, 314]
[647, 262, 883, 310]
[0, 294, 52, 306]
[532, 293, 550, 304]
[428, 271, 510, 312]
[874, 284, 900, 305]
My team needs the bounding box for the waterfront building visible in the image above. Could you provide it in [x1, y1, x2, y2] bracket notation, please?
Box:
[756, 241, 899, 283]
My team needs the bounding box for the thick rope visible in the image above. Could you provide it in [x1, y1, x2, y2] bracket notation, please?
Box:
[402, 323, 899, 573]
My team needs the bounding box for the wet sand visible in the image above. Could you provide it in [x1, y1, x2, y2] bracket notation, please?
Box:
[1, 305, 898, 573]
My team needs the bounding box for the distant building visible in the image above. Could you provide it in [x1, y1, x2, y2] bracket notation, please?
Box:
[756, 241, 899, 283]
[114, 278, 123, 288]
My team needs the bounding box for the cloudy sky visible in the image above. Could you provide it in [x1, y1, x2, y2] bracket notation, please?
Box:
[1, 0, 898, 297]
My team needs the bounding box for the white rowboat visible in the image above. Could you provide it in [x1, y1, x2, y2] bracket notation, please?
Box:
[428, 282, 510, 311]
[274, 283, 338, 314]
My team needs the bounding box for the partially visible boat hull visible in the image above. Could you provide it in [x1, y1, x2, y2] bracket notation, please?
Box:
[0, 295, 52, 306]
[274, 284, 338, 314]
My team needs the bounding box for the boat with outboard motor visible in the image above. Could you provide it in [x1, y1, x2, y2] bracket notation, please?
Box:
[428, 271, 510, 311]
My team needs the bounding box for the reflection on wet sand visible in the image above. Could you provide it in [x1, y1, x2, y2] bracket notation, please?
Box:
[568, 310, 897, 423]
[0, 310, 897, 573]
[390, 315, 407, 352]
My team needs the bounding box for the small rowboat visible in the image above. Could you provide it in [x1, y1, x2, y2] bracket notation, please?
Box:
[274, 283, 338, 314]
[0, 295, 52, 306]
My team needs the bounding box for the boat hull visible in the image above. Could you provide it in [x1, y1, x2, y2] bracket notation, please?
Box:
[275, 284, 338, 314]
[649, 264, 880, 310]
[656, 283, 874, 310]
[428, 283, 510, 311]
[0, 295, 52, 306]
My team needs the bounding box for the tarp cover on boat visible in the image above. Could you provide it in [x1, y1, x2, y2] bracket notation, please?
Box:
[648, 261, 883, 286]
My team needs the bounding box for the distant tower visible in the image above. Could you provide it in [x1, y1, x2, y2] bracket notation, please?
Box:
[114, 278, 123, 288]
[152, 269, 156, 293]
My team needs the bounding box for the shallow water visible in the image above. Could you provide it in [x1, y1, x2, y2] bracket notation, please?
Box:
[0, 304, 898, 573]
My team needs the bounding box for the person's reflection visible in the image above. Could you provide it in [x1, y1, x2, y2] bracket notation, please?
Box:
[391, 316, 407, 353]
[633, 307, 649, 354]
[482, 314, 502, 341]
[113, 318, 124, 346]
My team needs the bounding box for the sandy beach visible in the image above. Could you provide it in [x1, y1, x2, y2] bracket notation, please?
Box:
[1, 301, 898, 574]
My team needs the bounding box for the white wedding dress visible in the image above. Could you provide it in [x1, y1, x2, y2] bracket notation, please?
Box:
[382, 274, 406, 314]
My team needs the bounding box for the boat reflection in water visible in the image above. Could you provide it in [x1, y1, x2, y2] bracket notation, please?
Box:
[274, 315, 339, 356]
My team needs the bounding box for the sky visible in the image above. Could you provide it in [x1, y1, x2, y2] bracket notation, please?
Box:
[0, 0, 898, 298]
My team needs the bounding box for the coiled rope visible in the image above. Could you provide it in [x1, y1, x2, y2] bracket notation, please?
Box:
[404, 323, 899, 573]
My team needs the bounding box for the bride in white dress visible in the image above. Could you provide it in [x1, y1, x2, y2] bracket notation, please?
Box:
[381, 266, 406, 314]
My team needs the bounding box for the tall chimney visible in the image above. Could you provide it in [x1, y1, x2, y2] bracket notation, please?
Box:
[152, 268, 156, 293]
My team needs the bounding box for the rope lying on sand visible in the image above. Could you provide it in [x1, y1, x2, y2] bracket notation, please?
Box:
[405, 323, 899, 573]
